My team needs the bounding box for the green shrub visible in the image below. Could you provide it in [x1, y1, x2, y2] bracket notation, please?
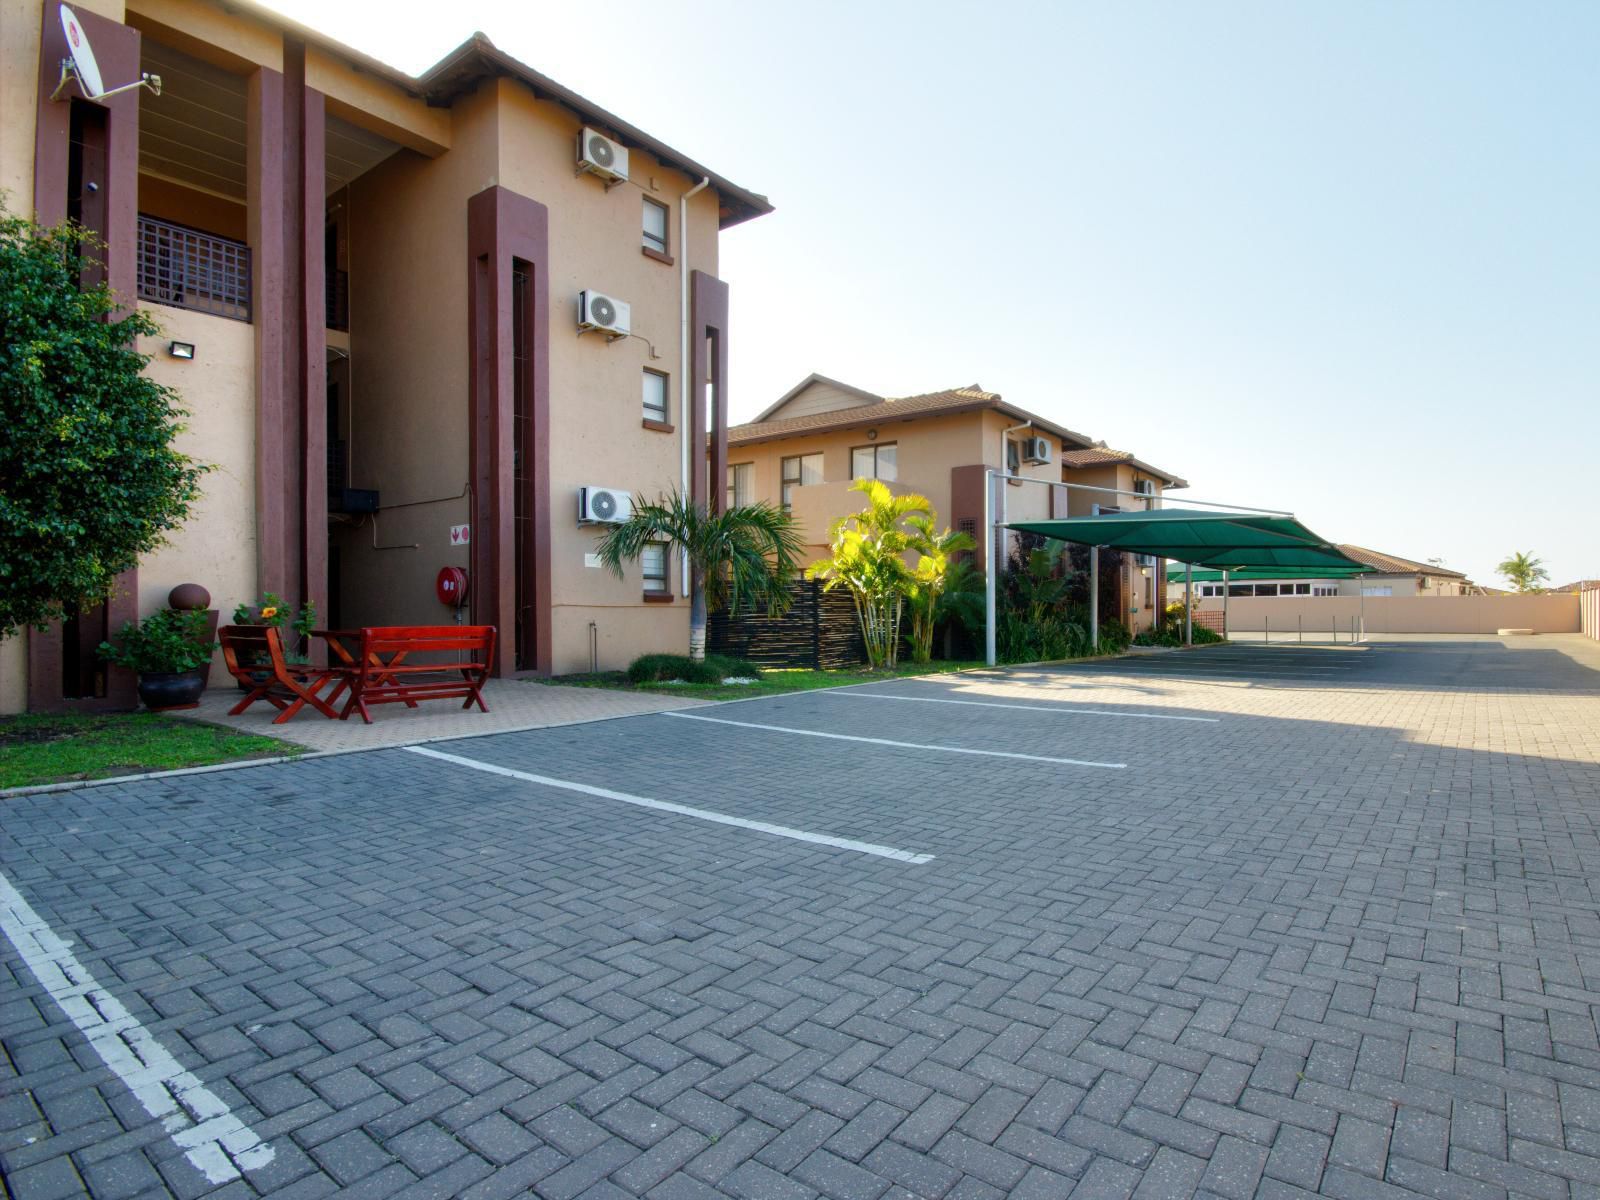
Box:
[97, 608, 213, 674]
[1, 208, 207, 636]
[627, 653, 762, 684]
[1133, 620, 1224, 647]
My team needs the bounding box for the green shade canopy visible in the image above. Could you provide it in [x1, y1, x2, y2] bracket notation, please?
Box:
[1006, 510, 1372, 575]
[1165, 564, 1373, 582]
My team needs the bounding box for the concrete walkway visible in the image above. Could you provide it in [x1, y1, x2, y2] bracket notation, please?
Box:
[170, 675, 706, 751]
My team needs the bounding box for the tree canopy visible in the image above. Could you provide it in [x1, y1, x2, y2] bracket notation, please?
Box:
[0, 209, 205, 637]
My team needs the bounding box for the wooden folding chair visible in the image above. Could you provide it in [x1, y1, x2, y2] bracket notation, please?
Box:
[218, 625, 352, 723]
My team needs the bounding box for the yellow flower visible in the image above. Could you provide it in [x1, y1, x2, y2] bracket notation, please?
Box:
[260, 606, 278, 619]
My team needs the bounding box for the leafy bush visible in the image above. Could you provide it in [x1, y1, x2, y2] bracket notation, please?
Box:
[627, 653, 763, 684]
[994, 535, 1130, 663]
[97, 608, 213, 674]
[1133, 618, 1224, 647]
[1, 208, 206, 636]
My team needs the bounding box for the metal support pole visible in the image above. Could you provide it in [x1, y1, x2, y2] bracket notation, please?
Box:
[1265, 615, 1270, 644]
[1222, 570, 1229, 640]
[1184, 562, 1193, 646]
[984, 469, 996, 667]
[1298, 614, 1302, 643]
[1090, 547, 1100, 650]
[1359, 588, 1366, 644]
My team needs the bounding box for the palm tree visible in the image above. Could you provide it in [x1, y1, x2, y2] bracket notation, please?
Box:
[1496, 550, 1549, 593]
[807, 479, 930, 670]
[904, 515, 975, 663]
[594, 491, 804, 661]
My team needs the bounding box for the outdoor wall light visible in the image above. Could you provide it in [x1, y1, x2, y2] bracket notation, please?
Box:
[168, 341, 195, 359]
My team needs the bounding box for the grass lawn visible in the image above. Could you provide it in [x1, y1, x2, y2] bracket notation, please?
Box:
[0, 712, 300, 790]
[551, 659, 986, 702]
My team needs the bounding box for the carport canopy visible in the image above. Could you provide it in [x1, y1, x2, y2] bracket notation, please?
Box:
[1006, 509, 1373, 574]
[1170, 565, 1374, 581]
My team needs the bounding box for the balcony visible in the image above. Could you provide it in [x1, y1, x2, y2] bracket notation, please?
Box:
[136, 215, 251, 322]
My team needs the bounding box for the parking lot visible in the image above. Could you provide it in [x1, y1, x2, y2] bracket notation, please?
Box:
[4, 634, 1600, 1199]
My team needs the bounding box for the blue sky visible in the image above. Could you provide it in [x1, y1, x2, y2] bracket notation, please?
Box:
[266, 1, 1598, 588]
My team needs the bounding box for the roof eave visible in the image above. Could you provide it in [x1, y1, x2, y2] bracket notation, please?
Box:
[419, 38, 774, 229]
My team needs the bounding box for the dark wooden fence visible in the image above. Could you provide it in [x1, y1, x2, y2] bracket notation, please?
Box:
[708, 581, 865, 669]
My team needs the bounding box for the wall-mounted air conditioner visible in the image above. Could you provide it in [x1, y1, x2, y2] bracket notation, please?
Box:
[578, 290, 631, 337]
[578, 486, 632, 525]
[577, 128, 629, 184]
[1021, 435, 1052, 465]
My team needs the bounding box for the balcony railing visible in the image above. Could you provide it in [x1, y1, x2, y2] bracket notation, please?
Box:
[326, 268, 349, 331]
[136, 215, 251, 322]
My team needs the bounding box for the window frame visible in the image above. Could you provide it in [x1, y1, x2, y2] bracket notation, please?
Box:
[726, 461, 754, 510]
[641, 367, 671, 429]
[641, 196, 671, 263]
[780, 452, 824, 512]
[641, 541, 670, 597]
[850, 441, 898, 483]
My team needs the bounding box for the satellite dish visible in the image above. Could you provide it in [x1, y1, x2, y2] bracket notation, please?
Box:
[59, 7, 105, 98]
[52, 6, 161, 102]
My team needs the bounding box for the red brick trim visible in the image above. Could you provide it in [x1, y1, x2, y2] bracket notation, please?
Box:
[690, 271, 729, 515]
[28, 2, 141, 711]
[468, 186, 551, 677]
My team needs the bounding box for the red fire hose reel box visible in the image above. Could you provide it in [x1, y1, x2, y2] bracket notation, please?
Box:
[436, 566, 468, 607]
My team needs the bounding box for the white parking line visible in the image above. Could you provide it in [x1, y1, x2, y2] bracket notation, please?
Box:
[0, 873, 273, 1185]
[823, 692, 1221, 723]
[404, 746, 935, 863]
[662, 711, 1127, 769]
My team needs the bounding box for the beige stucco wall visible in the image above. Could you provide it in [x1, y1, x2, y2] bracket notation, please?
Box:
[500, 77, 722, 674]
[337, 76, 724, 674]
[1213, 594, 1579, 635]
[134, 304, 257, 626]
[334, 83, 498, 637]
[729, 410, 990, 559]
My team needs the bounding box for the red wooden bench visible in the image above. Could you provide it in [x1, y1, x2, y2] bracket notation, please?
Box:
[218, 625, 353, 723]
[336, 625, 495, 724]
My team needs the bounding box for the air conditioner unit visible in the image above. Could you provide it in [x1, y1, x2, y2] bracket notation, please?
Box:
[579, 290, 630, 337]
[578, 486, 632, 525]
[1021, 435, 1052, 465]
[576, 127, 629, 183]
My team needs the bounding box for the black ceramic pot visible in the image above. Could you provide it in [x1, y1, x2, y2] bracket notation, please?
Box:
[138, 671, 205, 711]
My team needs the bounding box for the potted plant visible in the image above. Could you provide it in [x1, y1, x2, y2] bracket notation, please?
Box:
[230, 592, 317, 686]
[98, 608, 216, 710]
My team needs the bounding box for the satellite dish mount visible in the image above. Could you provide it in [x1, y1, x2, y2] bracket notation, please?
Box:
[51, 6, 161, 102]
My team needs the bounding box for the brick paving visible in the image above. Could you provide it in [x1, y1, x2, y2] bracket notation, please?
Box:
[166, 678, 706, 753]
[3, 634, 1599, 1198]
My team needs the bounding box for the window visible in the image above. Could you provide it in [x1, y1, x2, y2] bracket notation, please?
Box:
[1313, 585, 1338, 597]
[1006, 440, 1020, 474]
[851, 442, 897, 482]
[1295, 583, 1311, 595]
[641, 542, 669, 593]
[780, 452, 823, 511]
[1361, 585, 1392, 597]
[727, 462, 753, 509]
[642, 369, 669, 424]
[642, 197, 669, 258]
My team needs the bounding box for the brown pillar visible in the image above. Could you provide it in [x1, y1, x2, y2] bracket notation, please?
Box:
[467, 186, 550, 676]
[246, 40, 326, 627]
[690, 271, 730, 514]
[26, 2, 140, 711]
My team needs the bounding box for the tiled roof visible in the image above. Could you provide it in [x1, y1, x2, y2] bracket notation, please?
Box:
[1059, 446, 1187, 488]
[1059, 448, 1132, 467]
[728, 385, 1094, 448]
[1337, 545, 1467, 578]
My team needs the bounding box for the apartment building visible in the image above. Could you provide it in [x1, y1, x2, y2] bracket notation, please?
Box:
[1, 0, 769, 712]
[725, 374, 1186, 634]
